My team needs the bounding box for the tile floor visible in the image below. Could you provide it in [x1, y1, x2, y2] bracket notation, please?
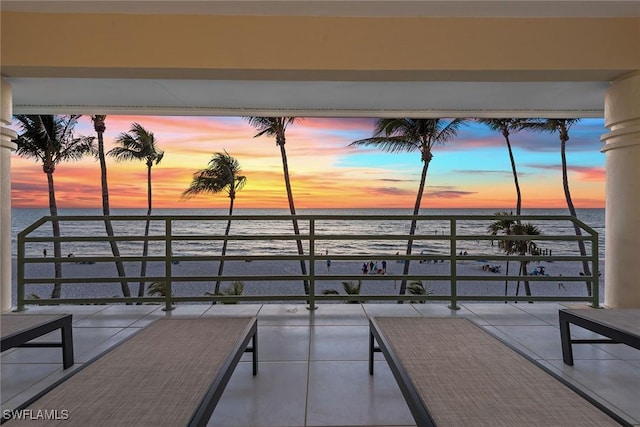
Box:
[1, 303, 639, 426]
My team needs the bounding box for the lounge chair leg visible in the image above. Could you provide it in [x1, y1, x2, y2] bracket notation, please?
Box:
[61, 320, 74, 369]
[252, 330, 258, 376]
[369, 330, 375, 375]
[559, 315, 574, 366]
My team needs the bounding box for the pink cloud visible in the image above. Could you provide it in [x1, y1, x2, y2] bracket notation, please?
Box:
[427, 190, 477, 199]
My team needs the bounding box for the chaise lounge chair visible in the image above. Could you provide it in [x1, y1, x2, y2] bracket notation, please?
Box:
[1, 314, 74, 369]
[6, 317, 257, 426]
[369, 317, 627, 427]
[559, 308, 640, 366]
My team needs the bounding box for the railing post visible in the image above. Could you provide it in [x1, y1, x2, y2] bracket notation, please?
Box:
[163, 218, 175, 311]
[307, 218, 317, 310]
[448, 218, 460, 310]
[590, 233, 600, 308]
[16, 231, 26, 311]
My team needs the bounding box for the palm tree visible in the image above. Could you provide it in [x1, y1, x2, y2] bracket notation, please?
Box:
[491, 216, 540, 299]
[322, 280, 362, 303]
[342, 280, 362, 304]
[407, 281, 432, 303]
[91, 115, 130, 299]
[182, 151, 246, 296]
[509, 222, 541, 300]
[488, 211, 516, 298]
[477, 119, 525, 215]
[245, 117, 310, 294]
[109, 123, 164, 299]
[350, 118, 465, 297]
[524, 119, 592, 295]
[13, 115, 94, 298]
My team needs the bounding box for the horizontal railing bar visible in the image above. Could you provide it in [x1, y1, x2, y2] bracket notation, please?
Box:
[22, 274, 595, 285]
[19, 254, 596, 264]
[23, 236, 169, 243]
[19, 294, 595, 306]
[22, 233, 596, 243]
[30, 214, 581, 221]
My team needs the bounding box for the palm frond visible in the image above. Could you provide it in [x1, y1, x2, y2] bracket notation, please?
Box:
[349, 136, 420, 153]
[109, 123, 163, 165]
[182, 151, 246, 200]
[245, 117, 298, 140]
[341, 280, 362, 295]
[13, 114, 93, 165]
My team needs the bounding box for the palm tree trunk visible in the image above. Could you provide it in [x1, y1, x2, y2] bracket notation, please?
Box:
[138, 164, 153, 299]
[504, 133, 522, 215]
[520, 260, 532, 298]
[560, 136, 592, 296]
[505, 133, 522, 300]
[399, 160, 430, 298]
[46, 171, 63, 299]
[214, 198, 234, 297]
[278, 143, 309, 295]
[96, 124, 131, 298]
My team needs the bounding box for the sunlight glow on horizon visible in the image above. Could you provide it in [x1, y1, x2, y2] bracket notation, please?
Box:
[10, 116, 606, 210]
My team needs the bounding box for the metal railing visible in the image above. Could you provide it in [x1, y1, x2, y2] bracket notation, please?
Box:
[16, 214, 600, 311]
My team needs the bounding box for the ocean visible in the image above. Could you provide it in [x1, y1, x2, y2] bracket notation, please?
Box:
[11, 207, 606, 260]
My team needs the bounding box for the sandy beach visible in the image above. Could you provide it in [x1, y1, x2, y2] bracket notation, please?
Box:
[12, 256, 605, 304]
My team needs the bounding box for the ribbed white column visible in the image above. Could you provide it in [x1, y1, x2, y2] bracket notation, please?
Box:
[1, 78, 17, 312]
[601, 71, 640, 308]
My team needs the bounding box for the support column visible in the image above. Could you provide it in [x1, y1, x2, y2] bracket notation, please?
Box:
[1, 78, 17, 312]
[601, 71, 640, 308]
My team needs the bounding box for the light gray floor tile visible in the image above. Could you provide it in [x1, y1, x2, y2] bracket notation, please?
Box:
[547, 359, 640, 422]
[594, 343, 640, 360]
[362, 304, 421, 318]
[208, 361, 308, 427]
[310, 325, 369, 361]
[161, 304, 211, 317]
[22, 305, 108, 315]
[1, 346, 63, 366]
[98, 304, 161, 315]
[307, 304, 368, 326]
[257, 304, 315, 325]
[306, 361, 415, 426]
[412, 303, 480, 319]
[511, 302, 565, 325]
[73, 314, 149, 327]
[257, 326, 310, 361]
[464, 303, 549, 326]
[203, 304, 263, 317]
[73, 327, 141, 363]
[0, 363, 61, 404]
[492, 325, 618, 361]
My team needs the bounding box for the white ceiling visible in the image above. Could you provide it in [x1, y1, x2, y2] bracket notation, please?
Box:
[4, 0, 638, 118]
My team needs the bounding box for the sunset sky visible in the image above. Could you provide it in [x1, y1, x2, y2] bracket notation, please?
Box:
[10, 116, 606, 210]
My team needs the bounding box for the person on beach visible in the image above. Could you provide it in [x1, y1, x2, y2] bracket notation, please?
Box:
[43, 249, 47, 257]
[382, 260, 387, 274]
[362, 263, 368, 274]
[326, 258, 331, 271]
[369, 261, 375, 274]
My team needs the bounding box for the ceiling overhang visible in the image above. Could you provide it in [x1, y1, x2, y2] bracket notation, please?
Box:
[8, 78, 610, 118]
[2, 1, 639, 118]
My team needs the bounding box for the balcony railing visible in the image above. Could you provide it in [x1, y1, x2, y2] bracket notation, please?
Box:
[16, 214, 600, 311]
